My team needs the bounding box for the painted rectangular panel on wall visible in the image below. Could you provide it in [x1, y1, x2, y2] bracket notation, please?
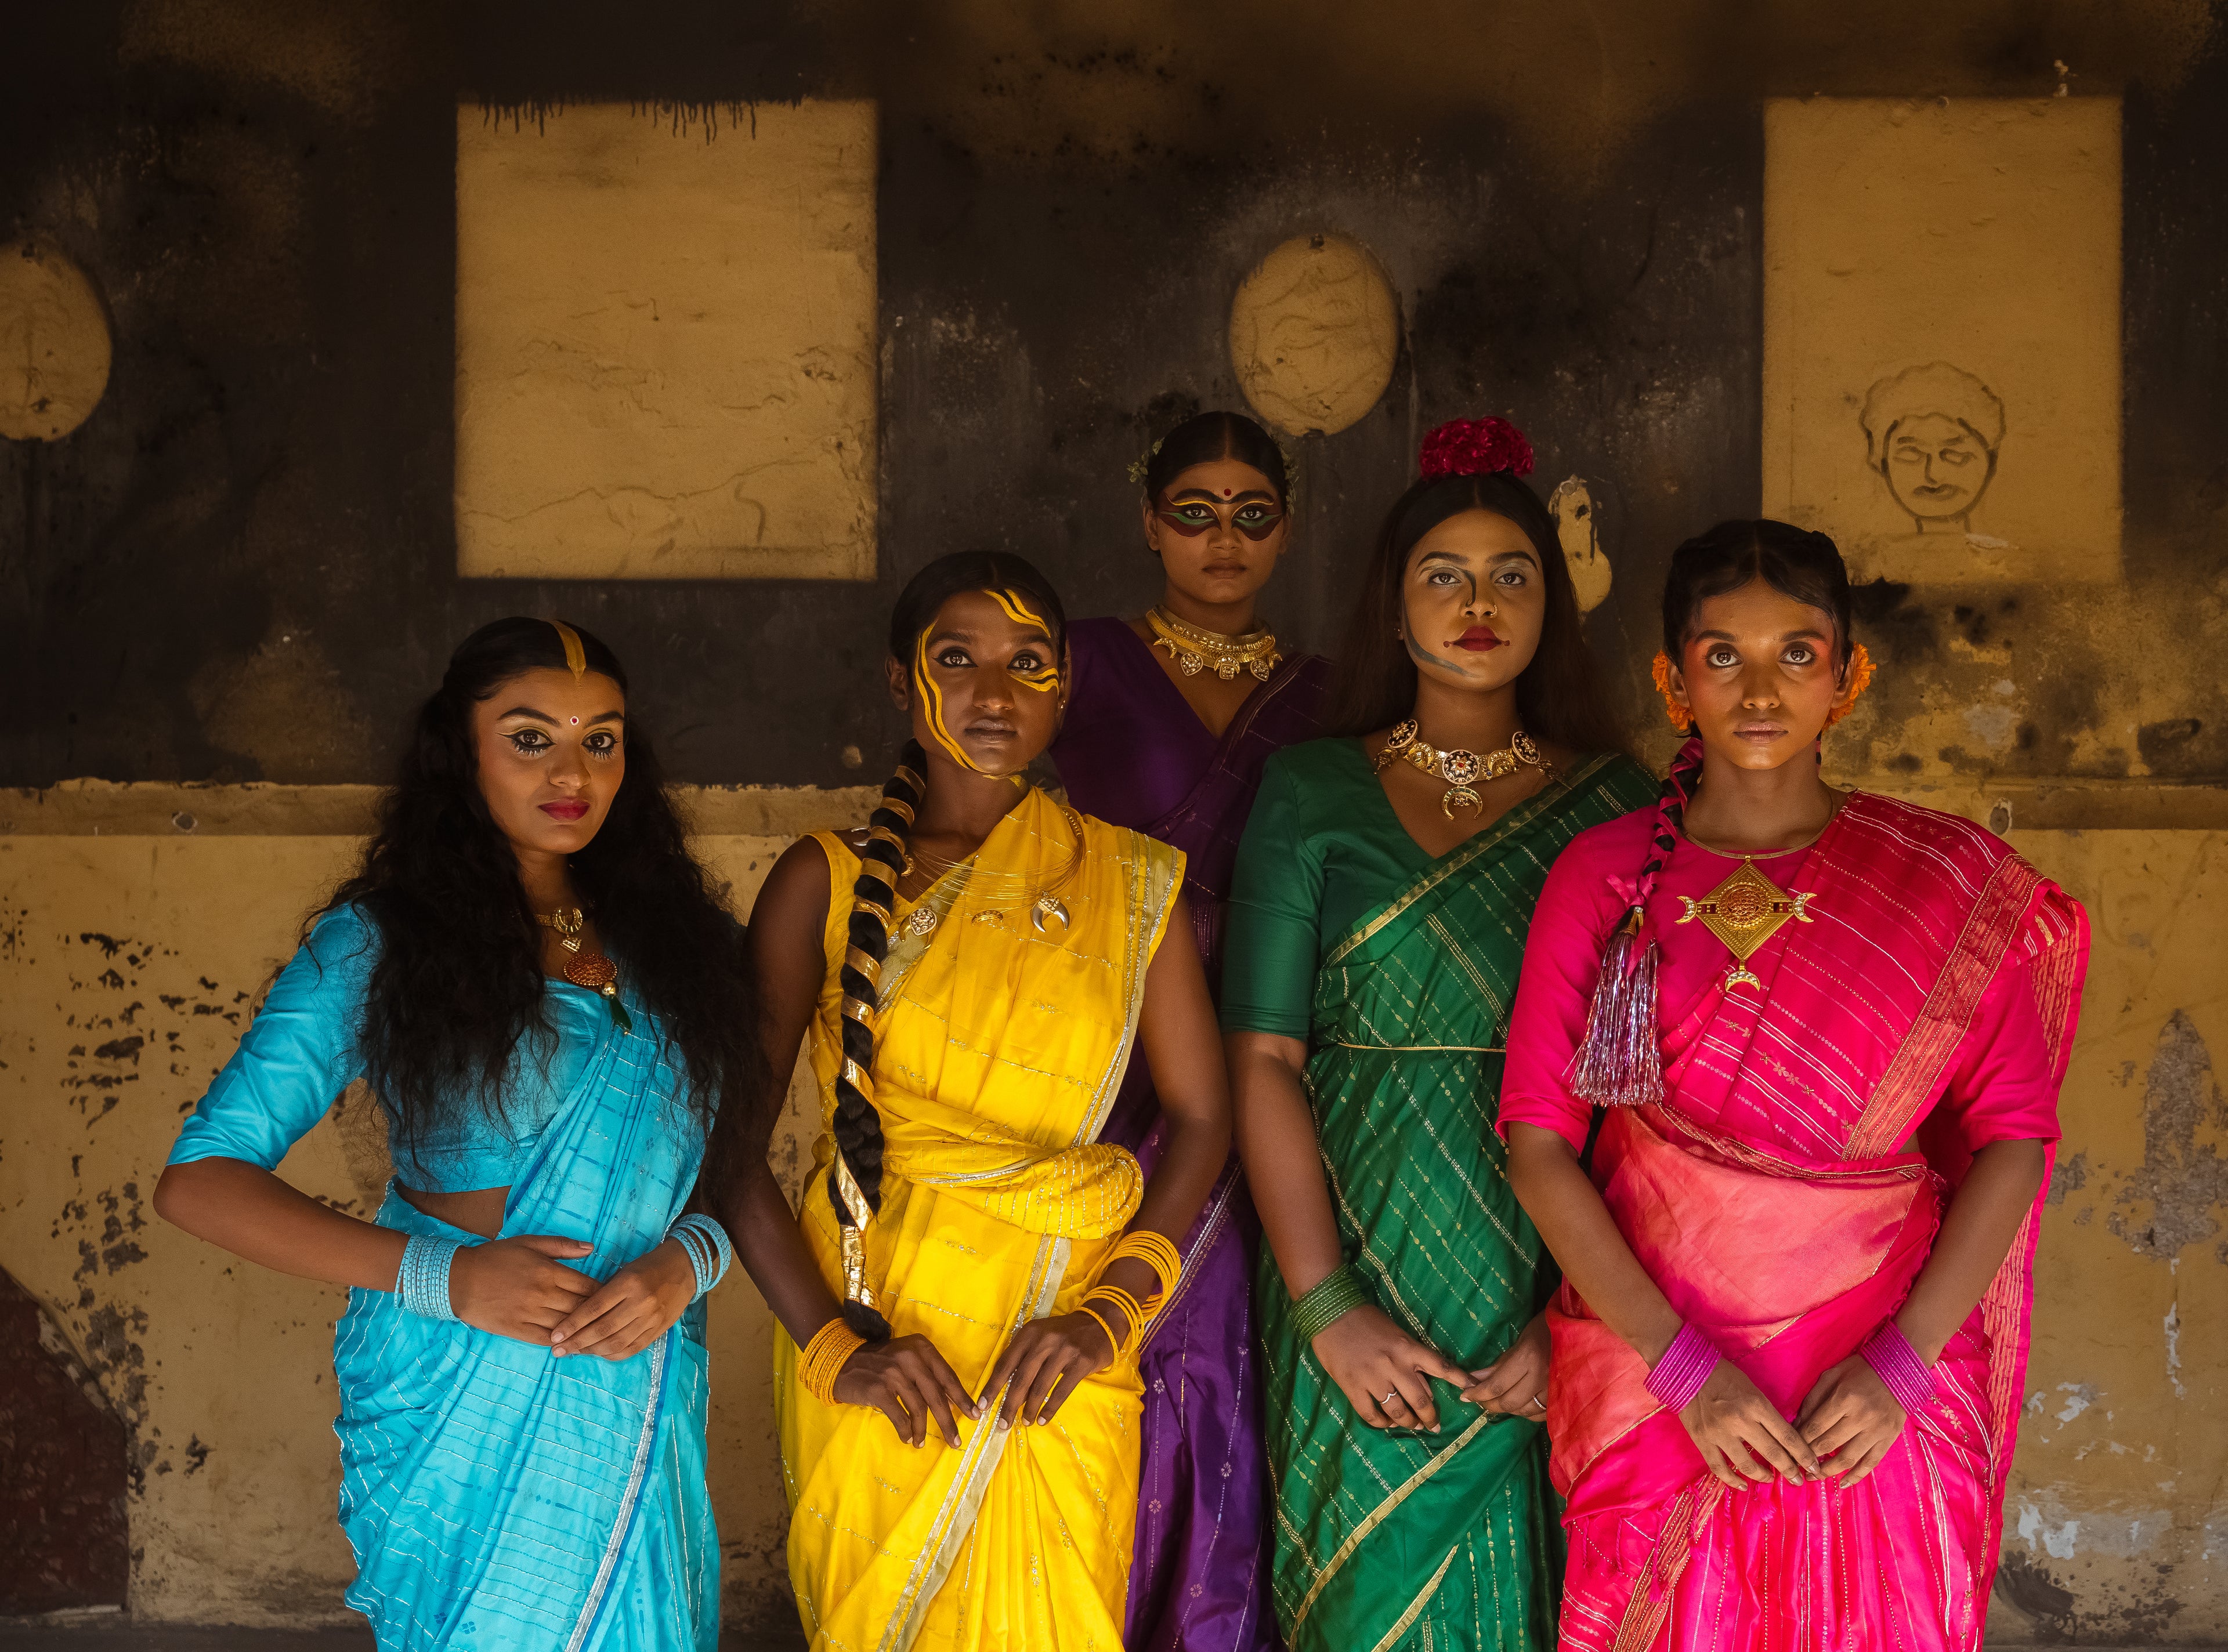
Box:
[454, 101, 878, 580]
[1762, 98, 2121, 586]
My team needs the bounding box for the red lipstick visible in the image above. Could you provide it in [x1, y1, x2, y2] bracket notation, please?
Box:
[1451, 626, 1502, 651]
[540, 800, 590, 821]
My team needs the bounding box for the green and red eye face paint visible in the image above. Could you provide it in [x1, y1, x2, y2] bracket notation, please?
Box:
[1155, 491, 1285, 542]
[913, 588, 1063, 773]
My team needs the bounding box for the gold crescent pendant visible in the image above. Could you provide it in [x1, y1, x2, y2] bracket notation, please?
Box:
[1441, 785, 1484, 819]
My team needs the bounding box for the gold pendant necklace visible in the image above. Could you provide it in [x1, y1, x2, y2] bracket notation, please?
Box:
[1145, 607, 1282, 682]
[1373, 720, 1551, 818]
[535, 906, 634, 1031]
[898, 804, 1086, 936]
[1674, 860, 1817, 991]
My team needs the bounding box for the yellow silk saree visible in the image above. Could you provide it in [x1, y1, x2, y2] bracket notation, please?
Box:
[777, 786, 1185, 1652]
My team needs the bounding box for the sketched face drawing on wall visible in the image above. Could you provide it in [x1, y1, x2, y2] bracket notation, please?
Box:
[1859, 361, 2006, 533]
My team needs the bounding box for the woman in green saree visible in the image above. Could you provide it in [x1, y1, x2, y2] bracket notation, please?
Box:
[1222, 419, 1655, 1652]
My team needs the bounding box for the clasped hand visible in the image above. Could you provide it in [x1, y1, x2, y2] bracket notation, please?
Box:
[831, 1309, 1123, 1447]
[444, 1233, 697, 1361]
[1312, 1305, 1552, 1432]
[1677, 1357, 1905, 1490]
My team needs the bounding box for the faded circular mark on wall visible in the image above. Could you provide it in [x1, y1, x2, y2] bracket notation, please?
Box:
[0, 242, 113, 442]
[1229, 233, 1397, 438]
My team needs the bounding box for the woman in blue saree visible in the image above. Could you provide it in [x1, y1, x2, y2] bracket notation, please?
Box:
[154, 617, 763, 1651]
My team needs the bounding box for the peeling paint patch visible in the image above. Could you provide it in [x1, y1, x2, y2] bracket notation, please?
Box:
[2019, 1498, 2082, 1559]
[2055, 1382, 2097, 1424]
[2108, 1010, 2228, 1260]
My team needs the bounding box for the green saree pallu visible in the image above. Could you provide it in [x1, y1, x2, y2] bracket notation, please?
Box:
[1229, 742, 1656, 1652]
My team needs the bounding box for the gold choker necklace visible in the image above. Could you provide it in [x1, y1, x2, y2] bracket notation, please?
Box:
[1373, 720, 1551, 818]
[1145, 607, 1282, 682]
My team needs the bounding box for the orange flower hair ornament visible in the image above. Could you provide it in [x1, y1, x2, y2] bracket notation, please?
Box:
[1651, 642, 1875, 732]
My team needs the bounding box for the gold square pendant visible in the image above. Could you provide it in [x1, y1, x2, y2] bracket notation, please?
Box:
[1676, 859, 1817, 990]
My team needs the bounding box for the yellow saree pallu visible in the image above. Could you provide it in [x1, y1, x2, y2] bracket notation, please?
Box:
[777, 788, 1186, 1652]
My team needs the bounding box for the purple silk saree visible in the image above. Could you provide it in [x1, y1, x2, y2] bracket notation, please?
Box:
[1050, 616, 1331, 1652]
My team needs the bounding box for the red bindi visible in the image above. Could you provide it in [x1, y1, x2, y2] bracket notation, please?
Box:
[570, 716, 580, 725]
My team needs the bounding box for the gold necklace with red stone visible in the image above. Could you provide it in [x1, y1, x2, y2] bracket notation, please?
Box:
[536, 907, 634, 1031]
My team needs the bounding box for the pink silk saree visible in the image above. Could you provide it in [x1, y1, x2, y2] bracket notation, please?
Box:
[1504, 791, 2088, 1652]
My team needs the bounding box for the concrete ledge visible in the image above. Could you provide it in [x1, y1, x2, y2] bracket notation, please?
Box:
[6, 776, 2226, 840]
[0, 781, 882, 838]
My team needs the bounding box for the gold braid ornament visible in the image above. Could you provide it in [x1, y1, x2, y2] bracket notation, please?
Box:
[828, 762, 923, 1317]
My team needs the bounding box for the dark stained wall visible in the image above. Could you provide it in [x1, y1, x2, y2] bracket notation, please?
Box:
[2, 1, 2222, 790]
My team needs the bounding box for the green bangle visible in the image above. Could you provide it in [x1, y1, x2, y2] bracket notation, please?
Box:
[1291, 1264, 1369, 1344]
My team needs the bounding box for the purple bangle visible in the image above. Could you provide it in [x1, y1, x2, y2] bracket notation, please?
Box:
[1645, 1321, 1722, 1412]
[1858, 1320, 1936, 1415]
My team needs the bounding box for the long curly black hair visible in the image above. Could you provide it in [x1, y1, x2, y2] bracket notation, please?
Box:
[319, 616, 763, 1158]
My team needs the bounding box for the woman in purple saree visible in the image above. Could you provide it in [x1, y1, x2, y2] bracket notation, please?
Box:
[1048, 411, 1330, 1652]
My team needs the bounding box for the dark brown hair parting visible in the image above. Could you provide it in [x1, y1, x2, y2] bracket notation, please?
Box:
[1328, 470, 1624, 754]
[1142, 410, 1290, 505]
[1660, 519, 1854, 666]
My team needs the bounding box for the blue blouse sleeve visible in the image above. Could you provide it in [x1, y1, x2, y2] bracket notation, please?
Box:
[167, 907, 378, 1171]
[1219, 754, 1327, 1040]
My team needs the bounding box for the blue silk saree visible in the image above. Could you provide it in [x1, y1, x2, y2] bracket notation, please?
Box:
[169, 907, 719, 1651]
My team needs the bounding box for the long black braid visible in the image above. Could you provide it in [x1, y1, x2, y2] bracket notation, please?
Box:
[827, 743, 926, 1342]
[827, 550, 1070, 1339]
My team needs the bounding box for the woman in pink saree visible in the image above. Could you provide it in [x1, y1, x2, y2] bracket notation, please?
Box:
[1500, 520, 2087, 1652]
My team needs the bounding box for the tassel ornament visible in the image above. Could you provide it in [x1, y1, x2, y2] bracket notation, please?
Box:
[1567, 905, 1665, 1108]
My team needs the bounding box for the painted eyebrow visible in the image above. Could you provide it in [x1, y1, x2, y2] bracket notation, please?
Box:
[1166, 488, 1278, 503]
[1688, 629, 1829, 644]
[926, 629, 1052, 649]
[496, 707, 625, 724]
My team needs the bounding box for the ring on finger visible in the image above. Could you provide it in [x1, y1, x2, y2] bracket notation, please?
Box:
[1382, 1389, 1402, 1408]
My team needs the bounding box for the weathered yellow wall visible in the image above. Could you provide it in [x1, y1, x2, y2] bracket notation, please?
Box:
[0, 787, 870, 1629]
[3, 787, 2223, 1638]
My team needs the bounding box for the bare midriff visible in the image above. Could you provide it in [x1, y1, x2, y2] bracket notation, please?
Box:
[397, 1183, 509, 1240]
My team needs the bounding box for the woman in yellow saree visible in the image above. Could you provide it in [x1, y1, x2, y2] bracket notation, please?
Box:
[715, 552, 1236, 1652]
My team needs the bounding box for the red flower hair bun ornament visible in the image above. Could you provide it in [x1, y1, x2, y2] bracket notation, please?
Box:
[1417, 417, 1535, 481]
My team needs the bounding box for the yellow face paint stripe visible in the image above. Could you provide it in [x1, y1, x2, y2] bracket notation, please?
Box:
[914, 628, 986, 773]
[986, 588, 1062, 691]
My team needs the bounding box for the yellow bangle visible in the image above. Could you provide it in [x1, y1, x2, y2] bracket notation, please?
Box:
[1079, 1302, 1126, 1364]
[1083, 1284, 1148, 1360]
[1108, 1230, 1184, 1308]
[800, 1318, 866, 1408]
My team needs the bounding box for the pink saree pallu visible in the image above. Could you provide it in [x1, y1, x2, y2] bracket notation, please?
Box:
[1521, 794, 2088, 1652]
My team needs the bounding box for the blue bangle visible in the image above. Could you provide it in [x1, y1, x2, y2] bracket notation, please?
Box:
[668, 1214, 733, 1301]
[397, 1234, 462, 1322]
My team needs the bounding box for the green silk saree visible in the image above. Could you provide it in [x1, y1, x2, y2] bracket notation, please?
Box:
[1242, 746, 1655, 1652]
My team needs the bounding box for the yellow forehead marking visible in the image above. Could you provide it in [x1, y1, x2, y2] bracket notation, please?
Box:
[549, 620, 588, 684]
